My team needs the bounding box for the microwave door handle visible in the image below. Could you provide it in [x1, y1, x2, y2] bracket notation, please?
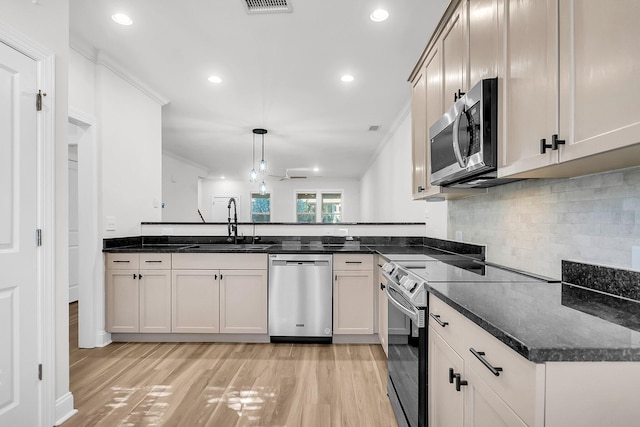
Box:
[452, 107, 467, 168]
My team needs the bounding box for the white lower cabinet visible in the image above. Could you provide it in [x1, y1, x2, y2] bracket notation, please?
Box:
[333, 254, 374, 335]
[171, 253, 268, 334]
[429, 294, 541, 427]
[172, 270, 220, 333]
[219, 269, 267, 334]
[105, 253, 171, 333]
[376, 261, 388, 356]
[429, 294, 640, 427]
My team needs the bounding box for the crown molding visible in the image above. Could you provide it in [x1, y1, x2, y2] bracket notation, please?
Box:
[96, 51, 169, 106]
[163, 149, 210, 173]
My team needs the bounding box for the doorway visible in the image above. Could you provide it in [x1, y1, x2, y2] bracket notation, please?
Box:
[68, 110, 110, 349]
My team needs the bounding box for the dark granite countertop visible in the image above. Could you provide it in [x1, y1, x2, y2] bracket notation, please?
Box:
[426, 263, 640, 363]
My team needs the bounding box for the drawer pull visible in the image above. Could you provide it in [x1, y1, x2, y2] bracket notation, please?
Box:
[449, 368, 455, 384]
[345, 261, 362, 264]
[380, 282, 386, 290]
[430, 313, 448, 327]
[470, 348, 503, 376]
[145, 260, 163, 263]
[113, 260, 130, 263]
[454, 373, 467, 392]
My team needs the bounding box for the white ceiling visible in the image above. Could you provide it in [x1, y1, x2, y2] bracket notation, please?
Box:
[69, 0, 448, 181]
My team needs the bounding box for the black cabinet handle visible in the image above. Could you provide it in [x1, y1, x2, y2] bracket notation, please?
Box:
[430, 313, 449, 327]
[133, 274, 137, 279]
[551, 134, 565, 150]
[335, 274, 338, 281]
[220, 274, 223, 280]
[417, 185, 425, 193]
[540, 138, 553, 154]
[454, 373, 468, 391]
[345, 261, 362, 264]
[449, 368, 455, 384]
[470, 348, 503, 376]
[145, 260, 163, 263]
[214, 274, 218, 280]
[454, 89, 466, 102]
[380, 282, 386, 290]
[138, 274, 143, 280]
[113, 260, 130, 263]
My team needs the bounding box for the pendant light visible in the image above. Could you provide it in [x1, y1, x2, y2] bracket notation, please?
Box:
[249, 131, 257, 183]
[254, 128, 267, 174]
[259, 180, 267, 195]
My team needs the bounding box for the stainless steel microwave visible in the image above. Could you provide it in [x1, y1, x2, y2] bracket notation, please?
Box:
[429, 78, 516, 188]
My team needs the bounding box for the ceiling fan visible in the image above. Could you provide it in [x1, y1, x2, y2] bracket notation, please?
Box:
[269, 169, 309, 181]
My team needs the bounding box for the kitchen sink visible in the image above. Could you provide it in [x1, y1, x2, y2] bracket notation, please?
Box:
[186, 243, 272, 251]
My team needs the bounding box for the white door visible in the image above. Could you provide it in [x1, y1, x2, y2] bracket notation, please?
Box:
[0, 42, 40, 425]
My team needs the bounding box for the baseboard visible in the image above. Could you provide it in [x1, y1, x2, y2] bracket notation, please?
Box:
[68, 285, 78, 303]
[54, 392, 77, 426]
[111, 333, 270, 343]
[95, 330, 112, 347]
[332, 334, 381, 344]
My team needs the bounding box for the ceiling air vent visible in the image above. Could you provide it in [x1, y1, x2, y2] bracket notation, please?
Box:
[244, 0, 292, 14]
[369, 125, 380, 131]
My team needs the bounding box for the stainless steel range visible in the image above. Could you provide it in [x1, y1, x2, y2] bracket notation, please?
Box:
[381, 256, 435, 427]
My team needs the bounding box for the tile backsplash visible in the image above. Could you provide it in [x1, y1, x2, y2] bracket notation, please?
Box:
[448, 166, 640, 279]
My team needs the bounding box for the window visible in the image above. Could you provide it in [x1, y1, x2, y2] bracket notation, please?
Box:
[296, 191, 342, 223]
[321, 193, 342, 223]
[296, 193, 317, 223]
[251, 193, 271, 222]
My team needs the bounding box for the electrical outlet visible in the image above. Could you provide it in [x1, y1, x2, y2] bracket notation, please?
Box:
[105, 216, 116, 231]
[633, 246, 640, 270]
[455, 230, 463, 241]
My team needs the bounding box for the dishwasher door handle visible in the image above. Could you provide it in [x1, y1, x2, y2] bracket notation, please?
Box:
[283, 260, 330, 266]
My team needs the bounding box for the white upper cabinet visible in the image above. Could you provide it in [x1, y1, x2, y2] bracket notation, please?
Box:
[498, 0, 559, 176]
[557, 0, 640, 168]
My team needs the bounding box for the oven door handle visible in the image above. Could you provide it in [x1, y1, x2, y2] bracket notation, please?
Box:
[386, 286, 419, 323]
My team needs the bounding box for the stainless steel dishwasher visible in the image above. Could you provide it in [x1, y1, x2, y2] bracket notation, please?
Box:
[269, 253, 333, 343]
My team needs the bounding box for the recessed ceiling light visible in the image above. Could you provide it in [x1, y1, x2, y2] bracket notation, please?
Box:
[111, 13, 133, 26]
[313, 167, 319, 172]
[341, 75, 354, 83]
[208, 75, 222, 84]
[370, 9, 389, 22]
[220, 176, 226, 180]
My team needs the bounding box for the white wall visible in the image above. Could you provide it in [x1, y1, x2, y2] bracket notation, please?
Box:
[359, 108, 447, 237]
[69, 48, 95, 115]
[2, 0, 71, 419]
[448, 166, 640, 279]
[199, 177, 361, 223]
[96, 63, 163, 237]
[162, 152, 208, 222]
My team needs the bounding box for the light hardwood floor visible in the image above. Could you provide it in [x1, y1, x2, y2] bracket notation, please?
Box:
[65, 303, 398, 426]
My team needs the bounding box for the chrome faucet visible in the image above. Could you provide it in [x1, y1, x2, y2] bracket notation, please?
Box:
[227, 197, 238, 244]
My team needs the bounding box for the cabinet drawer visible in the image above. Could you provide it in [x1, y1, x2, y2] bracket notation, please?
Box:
[172, 253, 267, 269]
[333, 254, 373, 270]
[463, 315, 542, 427]
[106, 253, 139, 270]
[428, 294, 467, 354]
[140, 253, 171, 269]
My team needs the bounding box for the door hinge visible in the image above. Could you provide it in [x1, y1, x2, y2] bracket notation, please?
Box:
[36, 229, 42, 246]
[38, 364, 42, 381]
[36, 90, 46, 111]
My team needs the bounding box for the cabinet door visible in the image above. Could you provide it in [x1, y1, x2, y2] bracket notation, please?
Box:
[106, 270, 139, 333]
[333, 270, 374, 334]
[139, 269, 171, 333]
[468, 0, 502, 85]
[172, 270, 219, 333]
[219, 269, 267, 334]
[464, 365, 527, 427]
[412, 68, 428, 198]
[429, 327, 465, 427]
[425, 44, 443, 193]
[558, 0, 640, 164]
[442, 2, 468, 106]
[499, 0, 559, 176]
